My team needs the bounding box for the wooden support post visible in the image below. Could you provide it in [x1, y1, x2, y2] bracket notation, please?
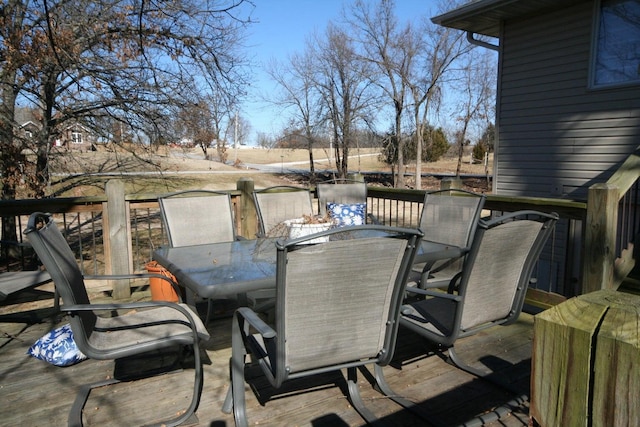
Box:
[237, 178, 257, 239]
[582, 183, 619, 294]
[531, 289, 640, 426]
[440, 177, 463, 191]
[347, 172, 364, 182]
[105, 180, 131, 299]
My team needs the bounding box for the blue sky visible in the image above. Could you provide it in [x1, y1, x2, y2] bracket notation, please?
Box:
[240, 0, 442, 145]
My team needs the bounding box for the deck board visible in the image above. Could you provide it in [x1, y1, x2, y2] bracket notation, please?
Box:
[0, 292, 533, 426]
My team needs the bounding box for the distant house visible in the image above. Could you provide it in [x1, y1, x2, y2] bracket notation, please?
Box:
[54, 123, 95, 152]
[15, 107, 40, 142]
[15, 107, 95, 152]
[433, 0, 640, 200]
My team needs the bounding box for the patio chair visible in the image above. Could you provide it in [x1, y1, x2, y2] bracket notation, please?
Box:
[159, 190, 237, 247]
[400, 210, 558, 425]
[253, 185, 314, 237]
[410, 189, 485, 290]
[223, 224, 424, 427]
[160, 190, 242, 317]
[316, 178, 379, 224]
[24, 212, 210, 427]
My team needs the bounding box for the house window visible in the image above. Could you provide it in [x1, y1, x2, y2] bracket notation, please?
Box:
[592, 0, 640, 87]
[71, 131, 83, 144]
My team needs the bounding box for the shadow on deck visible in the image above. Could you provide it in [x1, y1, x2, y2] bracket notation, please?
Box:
[1, 288, 533, 426]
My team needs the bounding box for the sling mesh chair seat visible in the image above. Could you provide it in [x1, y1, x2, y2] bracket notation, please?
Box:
[24, 212, 210, 427]
[401, 210, 558, 426]
[249, 185, 317, 311]
[408, 189, 486, 290]
[316, 178, 379, 224]
[222, 224, 425, 427]
[159, 190, 248, 319]
[159, 190, 238, 247]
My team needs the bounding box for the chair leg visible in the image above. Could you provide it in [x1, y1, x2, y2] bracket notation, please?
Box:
[448, 346, 527, 394]
[221, 380, 234, 414]
[229, 313, 250, 427]
[372, 365, 446, 427]
[205, 299, 213, 325]
[447, 347, 529, 426]
[69, 378, 121, 427]
[345, 367, 381, 425]
[447, 346, 490, 378]
[69, 342, 203, 427]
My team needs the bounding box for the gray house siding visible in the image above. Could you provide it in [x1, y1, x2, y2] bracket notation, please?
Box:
[492, 1, 640, 295]
[496, 1, 640, 201]
[432, 0, 640, 296]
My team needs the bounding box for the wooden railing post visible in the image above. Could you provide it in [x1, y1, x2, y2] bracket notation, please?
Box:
[237, 177, 257, 239]
[582, 183, 619, 294]
[105, 180, 132, 299]
[440, 177, 463, 191]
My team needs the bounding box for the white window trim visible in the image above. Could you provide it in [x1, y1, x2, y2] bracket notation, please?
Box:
[71, 131, 83, 144]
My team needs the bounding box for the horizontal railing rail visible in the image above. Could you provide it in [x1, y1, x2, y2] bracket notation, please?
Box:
[1, 178, 588, 305]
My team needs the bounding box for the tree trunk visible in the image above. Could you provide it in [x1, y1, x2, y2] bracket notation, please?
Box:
[0, 66, 19, 242]
[307, 135, 316, 183]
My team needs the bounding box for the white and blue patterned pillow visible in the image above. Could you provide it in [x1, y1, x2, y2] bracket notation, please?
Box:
[27, 323, 87, 367]
[327, 202, 366, 227]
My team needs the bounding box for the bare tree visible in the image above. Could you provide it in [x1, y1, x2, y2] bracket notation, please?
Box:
[266, 48, 325, 181]
[226, 112, 251, 165]
[453, 50, 497, 176]
[313, 23, 377, 179]
[177, 102, 216, 159]
[406, 10, 471, 190]
[0, 0, 252, 201]
[348, 0, 413, 188]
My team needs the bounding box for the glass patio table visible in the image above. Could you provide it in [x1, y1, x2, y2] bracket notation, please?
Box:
[152, 238, 278, 300]
[152, 235, 463, 300]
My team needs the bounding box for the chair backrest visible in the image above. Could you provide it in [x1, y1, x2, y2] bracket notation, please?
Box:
[456, 211, 558, 334]
[24, 213, 96, 347]
[159, 190, 236, 246]
[253, 186, 314, 236]
[419, 189, 486, 249]
[316, 179, 367, 216]
[272, 225, 422, 377]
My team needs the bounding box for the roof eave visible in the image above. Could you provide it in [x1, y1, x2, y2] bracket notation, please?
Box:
[431, 0, 589, 38]
[431, 0, 509, 37]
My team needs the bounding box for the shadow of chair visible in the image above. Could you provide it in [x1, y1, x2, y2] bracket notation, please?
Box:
[0, 240, 57, 316]
[222, 224, 424, 427]
[410, 189, 486, 290]
[316, 179, 379, 224]
[253, 185, 315, 237]
[24, 212, 210, 427]
[400, 210, 558, 426]
[159, 190, 245, 319]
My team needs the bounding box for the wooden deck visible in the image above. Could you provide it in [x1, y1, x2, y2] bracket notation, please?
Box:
[1, 286, 534, 427]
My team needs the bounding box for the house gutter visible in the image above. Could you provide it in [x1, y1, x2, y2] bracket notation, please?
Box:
[466, 31, 499, 51]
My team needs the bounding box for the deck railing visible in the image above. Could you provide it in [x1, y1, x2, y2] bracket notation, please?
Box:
[582, 145, 640, 293]
[1, 177, 588, 304]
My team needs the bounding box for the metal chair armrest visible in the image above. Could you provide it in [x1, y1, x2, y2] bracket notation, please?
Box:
[236, 306, 275, 338]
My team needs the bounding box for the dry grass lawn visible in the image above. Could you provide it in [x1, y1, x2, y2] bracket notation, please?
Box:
[48, 145, 492, 197]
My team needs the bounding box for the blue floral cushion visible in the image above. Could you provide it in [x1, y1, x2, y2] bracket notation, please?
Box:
[327, 202, 367, 227]
[27, 323, 87, 367]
